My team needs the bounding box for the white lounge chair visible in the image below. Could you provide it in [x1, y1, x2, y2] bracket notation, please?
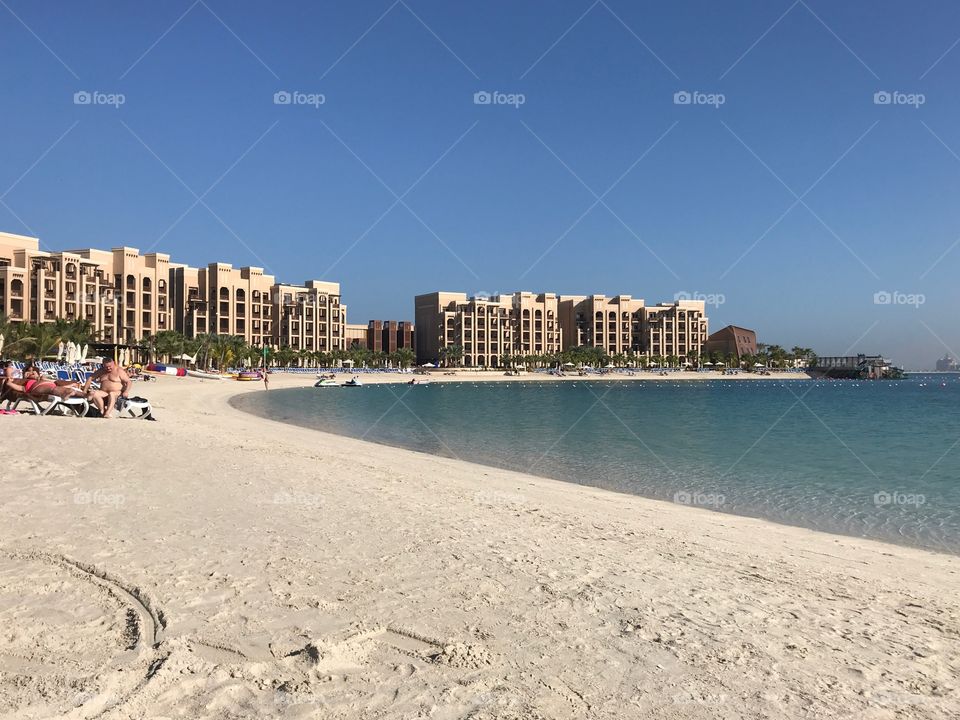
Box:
[115, 396, 155, 420]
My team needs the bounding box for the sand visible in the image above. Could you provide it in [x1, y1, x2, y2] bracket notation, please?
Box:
[0, 372, 957, 719]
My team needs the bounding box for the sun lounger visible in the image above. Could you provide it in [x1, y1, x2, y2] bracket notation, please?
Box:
[115, 396, 155, 420]
[41, 395, 90, 417]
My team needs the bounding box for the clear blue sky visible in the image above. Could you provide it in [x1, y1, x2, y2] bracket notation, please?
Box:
[2, 0, 959, 368]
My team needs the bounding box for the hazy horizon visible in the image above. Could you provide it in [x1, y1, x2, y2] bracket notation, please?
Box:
[3, 1, 959, 369]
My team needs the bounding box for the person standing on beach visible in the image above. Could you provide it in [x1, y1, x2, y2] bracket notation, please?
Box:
[262, 367, 269, 390]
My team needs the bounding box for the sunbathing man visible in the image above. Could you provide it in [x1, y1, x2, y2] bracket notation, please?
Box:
[83, 358, 131, 418]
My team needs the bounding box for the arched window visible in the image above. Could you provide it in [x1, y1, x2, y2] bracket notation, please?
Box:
[126, 274, 136, 289]
[595, 311, 603, 320]
[534, 309, 542, 318]
[11, 279, 23, 296]
[608, 311, 616, 320]
[236, 288, 246, 301]
[219, 287, 229, 300]
[142, 277, 152, 291]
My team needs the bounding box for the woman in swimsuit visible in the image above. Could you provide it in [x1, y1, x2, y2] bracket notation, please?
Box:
[8, 363, 84, 400]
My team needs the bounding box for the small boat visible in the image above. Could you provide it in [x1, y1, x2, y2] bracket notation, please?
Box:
[407, 378, 430, 385]
[187, 369, 223, 380]
[343, 377, 363, 387]
[236, 371, 261, 382]
[314, 379, 338, 388]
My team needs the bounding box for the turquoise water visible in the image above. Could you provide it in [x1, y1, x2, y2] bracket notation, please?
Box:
[233, 375, 960, 553]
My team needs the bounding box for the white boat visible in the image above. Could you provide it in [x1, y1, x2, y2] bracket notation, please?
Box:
[186, 369, 223, 380]
[343, 377, 363, 387]
[314, 379, 338, 388]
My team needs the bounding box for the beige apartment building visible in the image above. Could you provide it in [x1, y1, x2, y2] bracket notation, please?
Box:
[1, 231, 347, 353]
[0, 232, 168, 344]
[645, 300, 708, 360]
[417, 290, 708, 365]
[272, 281, 346, 352]
[415, 291, 563, 367]
[558, 295, 645, 355]
[170, 263, 276, 347]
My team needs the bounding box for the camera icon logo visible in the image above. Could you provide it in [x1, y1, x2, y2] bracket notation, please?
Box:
[473, 91, 492, 105]
[673, 491, 692, 505]
[873, 91, 892, 105]
[73, 91, 92, 105]
[673, 90, 692, 105]
[873, 291, 892, 305]
[273, 90, 292, 105]
[874, 491, 892, 506]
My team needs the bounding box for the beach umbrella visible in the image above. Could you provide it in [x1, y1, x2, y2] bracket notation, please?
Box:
[420, 362, 436, 368]
[58, 342, 65, 360]
[754, 362, 765, 367]
[80, 344, 88, 363]
[563, 362, 576, 367]
[0, 333, 4, 355]
[704, 361, 714, 366]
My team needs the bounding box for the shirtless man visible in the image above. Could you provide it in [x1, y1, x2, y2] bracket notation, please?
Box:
[84, 358, 131, 418]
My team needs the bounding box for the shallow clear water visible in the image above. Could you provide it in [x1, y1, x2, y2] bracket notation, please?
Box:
[233, 374, 960, 553]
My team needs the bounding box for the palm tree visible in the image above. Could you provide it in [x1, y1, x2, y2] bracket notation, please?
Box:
[395, 347, 415, 369]
[5, 322, 63, 360]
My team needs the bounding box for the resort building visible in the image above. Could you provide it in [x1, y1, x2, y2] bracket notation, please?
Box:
[935, 354, 958, 371]
[703, 325, 756, 360]
[366, 320, 415, 355]
[645, 301, 708, 360]
[345, 323, 368, 349]
[558, 295, 645, 355]
[0, 232, 119, 340]
[272, 281, 346, 353]
[169, 263, 276, 346]
[1, 230, 347, 352]
[416, 290, 708, 365]
[0, 233, 170, 344]
[415, 291, 563, 367]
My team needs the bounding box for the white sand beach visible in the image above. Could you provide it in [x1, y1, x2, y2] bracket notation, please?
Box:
[1, 373, 958, 719]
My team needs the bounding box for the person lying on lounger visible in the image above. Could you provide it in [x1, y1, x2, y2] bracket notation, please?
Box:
[83, 358, 131, 418]
[5, 363, 86, 402]
[0, 360, 15, 401]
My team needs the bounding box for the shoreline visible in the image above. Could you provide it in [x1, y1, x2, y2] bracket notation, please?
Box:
[265, 367, 816, 384]
[227, 376, 960, 558]
[2, 373, 958, 718]
[229, 383, 958, 558]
